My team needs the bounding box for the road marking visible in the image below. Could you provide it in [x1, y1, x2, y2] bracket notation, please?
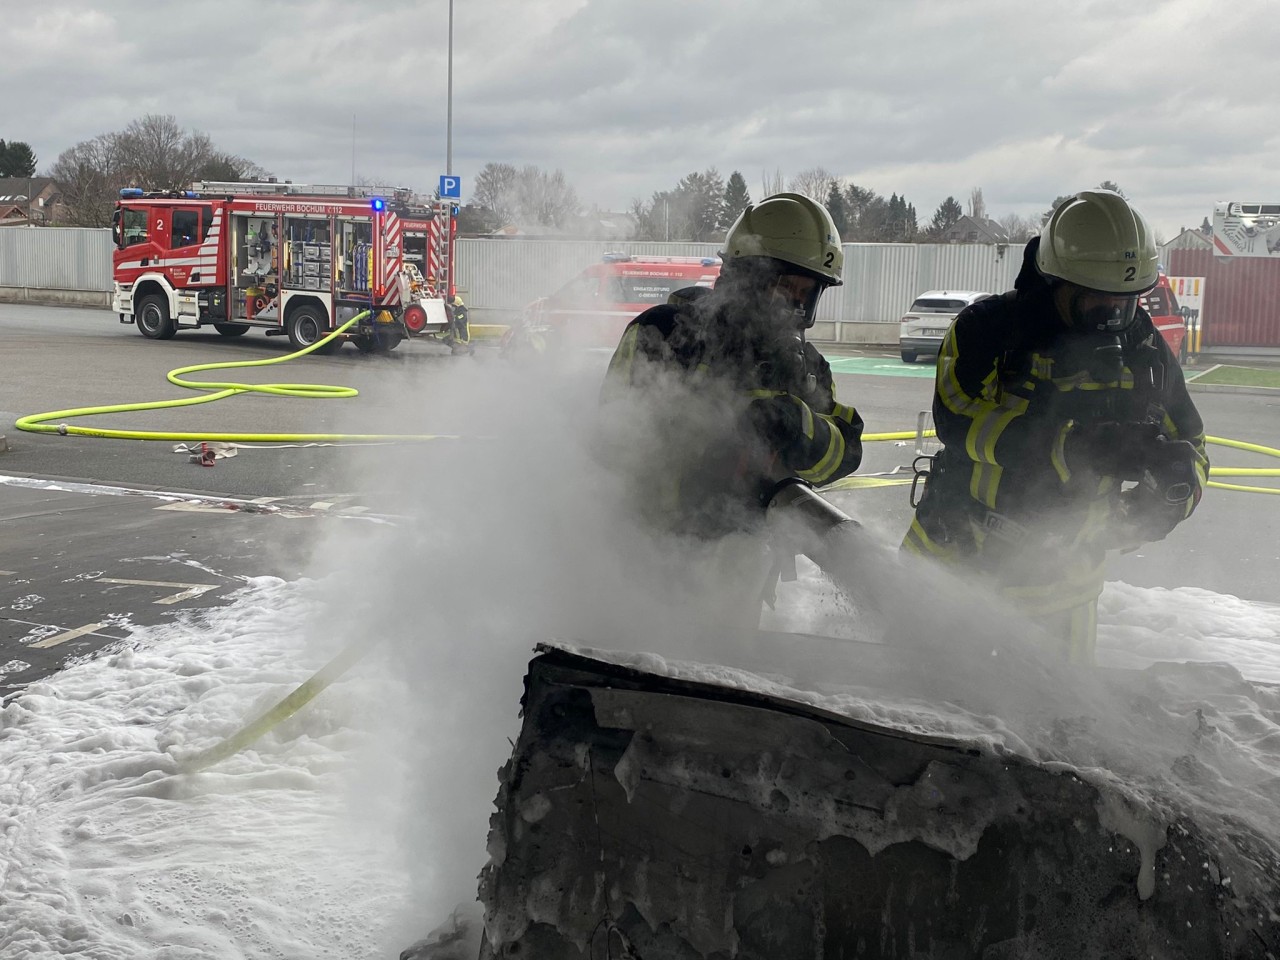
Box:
[0, 570, 14, 576]
[31, 622, 110, 648]
[97, 578, 219, 604]
[155, 502, 235, 513]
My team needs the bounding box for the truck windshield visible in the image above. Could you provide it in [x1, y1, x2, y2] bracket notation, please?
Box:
[119, 208, 148, 248]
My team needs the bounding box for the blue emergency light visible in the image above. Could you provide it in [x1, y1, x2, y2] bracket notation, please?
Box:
[371, 197, 385, 212]
[119, 188, 144, 199]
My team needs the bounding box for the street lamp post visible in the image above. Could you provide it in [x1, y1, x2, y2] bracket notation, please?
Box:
[446, 0, 454, 179]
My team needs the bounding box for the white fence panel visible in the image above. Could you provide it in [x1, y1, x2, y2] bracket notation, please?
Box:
[0, 227, 114, 291]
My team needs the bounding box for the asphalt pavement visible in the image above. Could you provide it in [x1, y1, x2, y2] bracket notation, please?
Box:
[3, 302, 1279, 702]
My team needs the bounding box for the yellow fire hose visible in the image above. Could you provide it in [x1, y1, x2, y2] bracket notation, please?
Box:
[180, 639, 377, 774]
[14, 312, 466, 444]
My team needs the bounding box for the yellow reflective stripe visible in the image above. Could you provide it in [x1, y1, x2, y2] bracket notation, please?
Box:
[902, 516, 953, 559]
[968, 392, 1029, 465]
[970, 461, 1001, 509]
[936, 344, 991, 421]
[605, 325, 639, 382]
[1066, 601, 1098, 664]
[797, 423, 844, 484]
[747, 388, 786, 399]
[831, 401, 859, 425]
[1000, 559, 1106, 612]
[1050, 422, 1072, 483]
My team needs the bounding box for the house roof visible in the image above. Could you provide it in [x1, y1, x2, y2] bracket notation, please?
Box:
[0, 177, 59, 203]
[943, 215, 1010, 243]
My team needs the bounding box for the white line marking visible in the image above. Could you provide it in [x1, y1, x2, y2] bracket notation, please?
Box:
[97, 578, 219, 604]
[31, 623, 110, 648]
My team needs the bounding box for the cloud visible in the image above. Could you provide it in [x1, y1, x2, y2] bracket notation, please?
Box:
[6, 0, 1278, 237]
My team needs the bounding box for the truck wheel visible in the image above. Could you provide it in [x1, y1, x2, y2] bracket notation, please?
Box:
[403, 304, 427, 334]
[137, 295, 177, 340]
[286, 306, 337, 354]
[900, 349, 917, 364]
[214, 323, 251, 337]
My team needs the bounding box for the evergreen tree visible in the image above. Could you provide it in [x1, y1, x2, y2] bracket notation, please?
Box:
[0, 140, 38, 178]
[826, 182, 848, 239]
[925, 196, 964, 240]
[1041, 194, 1072, 226]
[720, 171, 750, 231]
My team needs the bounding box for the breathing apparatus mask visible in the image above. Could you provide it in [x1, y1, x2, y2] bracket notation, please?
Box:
[718, 258, 826, 390]
[1062, 284, 1141, 335]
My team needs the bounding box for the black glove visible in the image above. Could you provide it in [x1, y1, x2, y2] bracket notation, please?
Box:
[1116, 437, 1200, 543]
[1064, 420, 1163, 480]
[1121, 485, 1186, 542]
[745, 395, 809, 469]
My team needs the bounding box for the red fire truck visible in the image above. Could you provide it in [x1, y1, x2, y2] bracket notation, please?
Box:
[110, 180, 455, 353]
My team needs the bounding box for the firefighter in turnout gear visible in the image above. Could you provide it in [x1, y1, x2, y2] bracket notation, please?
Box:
[601, 192, 864, 540]
[902, 190, 1208, 664]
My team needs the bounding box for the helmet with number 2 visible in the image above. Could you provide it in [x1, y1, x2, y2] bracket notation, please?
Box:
[721, 193, 844, 329]
[1037, 190, 1159, 332]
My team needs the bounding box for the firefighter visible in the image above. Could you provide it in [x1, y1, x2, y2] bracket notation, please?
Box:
[449, 294, 471, 347]
[902, 190, 1208, 664]
[601, 192, 864, 543]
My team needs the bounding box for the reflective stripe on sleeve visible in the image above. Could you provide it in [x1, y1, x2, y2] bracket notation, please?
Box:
[797, 422, 844, 484]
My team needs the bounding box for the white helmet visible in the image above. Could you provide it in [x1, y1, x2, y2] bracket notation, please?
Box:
[1037, 190, 1158, 332]
[723, 192, 844, 286]
[1037, 190, 1158, 294]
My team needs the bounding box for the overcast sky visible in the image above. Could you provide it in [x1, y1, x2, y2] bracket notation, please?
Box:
[6, 0, 1278, 238]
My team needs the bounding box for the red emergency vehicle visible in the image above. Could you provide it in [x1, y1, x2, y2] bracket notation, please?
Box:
[1141, 271, 1186, 360]
[511, 253, 722, 351]
[110, 180, 454, 353]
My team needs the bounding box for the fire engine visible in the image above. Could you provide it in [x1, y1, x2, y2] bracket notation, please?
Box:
[110, 180, 455, 354]
[505, 253, 723, 354]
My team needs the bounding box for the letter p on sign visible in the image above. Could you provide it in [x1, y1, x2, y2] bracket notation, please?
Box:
[439, 176, 461, 199]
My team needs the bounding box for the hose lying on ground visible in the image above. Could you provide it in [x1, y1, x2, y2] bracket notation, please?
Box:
[14, 313, 467, 444]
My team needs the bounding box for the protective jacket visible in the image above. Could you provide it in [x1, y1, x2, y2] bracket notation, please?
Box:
[903, 239, 1208, 661]
[602, 289, 864, 538]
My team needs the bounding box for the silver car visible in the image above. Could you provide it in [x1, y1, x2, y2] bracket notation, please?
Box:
[898, 290, 992, 363]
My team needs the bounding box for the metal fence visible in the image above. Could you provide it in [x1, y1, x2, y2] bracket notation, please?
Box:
[1, 227, 1025, 326]
[457, 237, 1025, 325]
[0, 226, 114, 291]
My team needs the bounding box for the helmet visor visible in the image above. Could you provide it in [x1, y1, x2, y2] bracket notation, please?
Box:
[770, 272, 824, 328]
[1068, 287, 1140, 333]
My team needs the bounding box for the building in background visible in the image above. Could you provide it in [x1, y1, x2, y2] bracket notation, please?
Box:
[0, 178, 65, 226]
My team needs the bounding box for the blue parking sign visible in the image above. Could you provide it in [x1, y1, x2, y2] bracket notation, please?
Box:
[439, 175, 461, 199]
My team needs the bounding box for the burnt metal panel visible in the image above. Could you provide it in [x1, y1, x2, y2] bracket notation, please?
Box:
[478, 646, 1279, 959]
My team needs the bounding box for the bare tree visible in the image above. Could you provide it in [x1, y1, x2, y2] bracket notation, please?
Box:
[115, 115, 214, 190]
[46, 115, 268, 226]
[761, 168, 785, 198]
[997, 212, 1040, 243]
[968, 187, 986, 221]
[473, 162, 519, 226]
[789, 167, 839, 204]
[48, 133, 125, 227]
[514, 166, 580, 229]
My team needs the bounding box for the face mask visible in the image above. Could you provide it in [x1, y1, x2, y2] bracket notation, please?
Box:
[1067, 287, 1139, 333]
[769, 273, 823, 329]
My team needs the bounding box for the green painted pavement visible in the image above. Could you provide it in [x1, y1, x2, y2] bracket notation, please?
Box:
[821, 355, 938, 378]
